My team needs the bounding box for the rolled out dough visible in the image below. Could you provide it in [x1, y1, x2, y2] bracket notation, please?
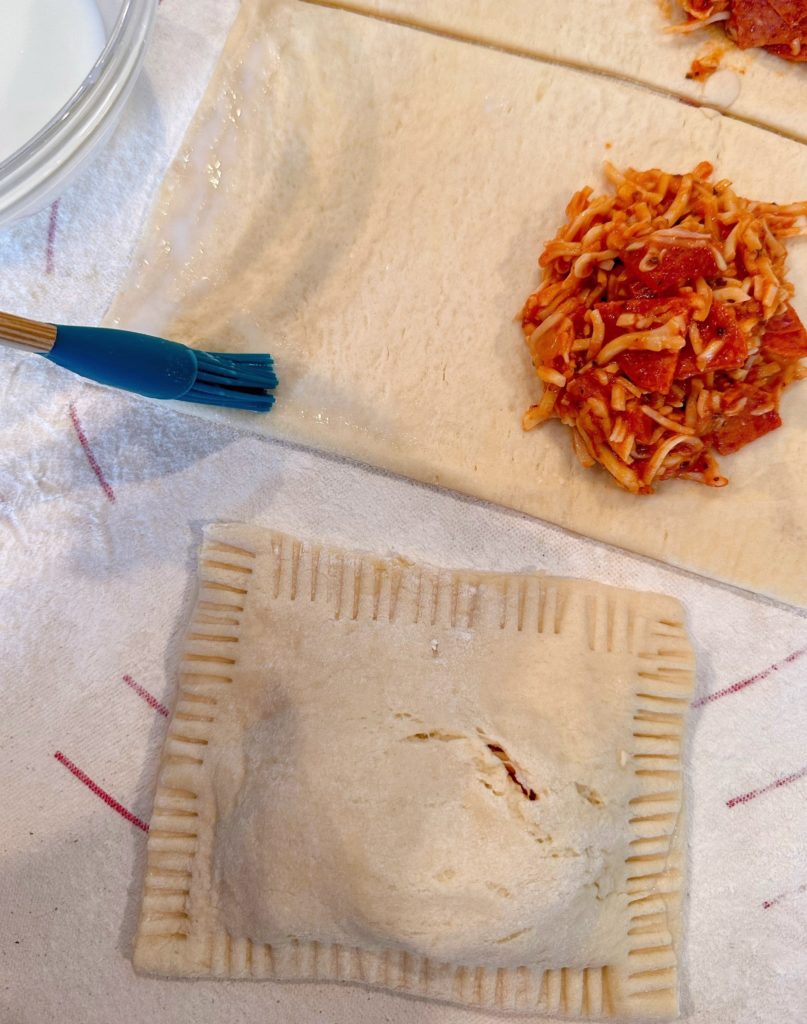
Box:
[328, 0, 807, 142]
[106, 0, 807, 605]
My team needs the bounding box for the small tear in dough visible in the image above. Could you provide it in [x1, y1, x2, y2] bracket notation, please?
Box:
[494, 927, 533, 944]
[405, 730, 465, 742]
[575, 782, 605, 807]
[479, 733, 539, 802]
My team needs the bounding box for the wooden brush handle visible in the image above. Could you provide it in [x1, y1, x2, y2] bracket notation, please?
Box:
[0, 310, 57, 353]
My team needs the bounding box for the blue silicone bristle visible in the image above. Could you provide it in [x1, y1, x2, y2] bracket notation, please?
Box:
[43, 324, 278, 412]
[184, 351, 278, 412]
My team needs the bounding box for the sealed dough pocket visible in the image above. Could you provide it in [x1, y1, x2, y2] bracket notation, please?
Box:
[136, 524, 694, 1020]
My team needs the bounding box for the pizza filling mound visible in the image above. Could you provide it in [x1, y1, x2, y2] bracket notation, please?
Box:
[673, 1, 807, 62]
[520, 162, 807, 493]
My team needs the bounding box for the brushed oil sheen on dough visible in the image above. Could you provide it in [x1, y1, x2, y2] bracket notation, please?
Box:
[107, 0, 807, 605]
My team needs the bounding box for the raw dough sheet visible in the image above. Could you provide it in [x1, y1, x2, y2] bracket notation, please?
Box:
[136, 523, 694, 1020]
[334, 0, 807, 142]
[106, 0, 807, 606]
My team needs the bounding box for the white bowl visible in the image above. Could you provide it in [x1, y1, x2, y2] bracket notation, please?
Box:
[0, 0, 156, 228]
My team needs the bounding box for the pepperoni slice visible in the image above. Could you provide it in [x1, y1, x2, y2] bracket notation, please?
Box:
[762, 304, 807, 359]
[620, 242, 720, 295]
[727, 0, 807, 48]
[707, 407, 782, 455]
[595, 296, 694, 340]
[675, 301, 747, 379]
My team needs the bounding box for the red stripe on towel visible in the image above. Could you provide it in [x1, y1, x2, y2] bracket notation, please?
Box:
[763, 882, 807, 910]
[54, 751, 149, 831]
[69, 403, 116, 502]
[726, 765, 807, 809]
[692, 645, 807, 707]
[122, 674, 170, 717]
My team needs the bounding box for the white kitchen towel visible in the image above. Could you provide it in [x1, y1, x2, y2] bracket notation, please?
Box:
[1, 4, 806, 1024]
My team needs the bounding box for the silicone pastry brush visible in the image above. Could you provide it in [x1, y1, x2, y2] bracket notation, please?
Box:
[0, 310, 277, 412]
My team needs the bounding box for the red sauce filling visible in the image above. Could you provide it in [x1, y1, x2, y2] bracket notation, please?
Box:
[520, 162, 807, 493]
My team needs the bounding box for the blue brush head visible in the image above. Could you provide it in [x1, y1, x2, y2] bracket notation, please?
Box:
[46, 325, 278, 412]
[186, 351, 278, 412]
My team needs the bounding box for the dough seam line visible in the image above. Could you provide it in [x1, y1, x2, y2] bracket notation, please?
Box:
[299, 0, 807, 149]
